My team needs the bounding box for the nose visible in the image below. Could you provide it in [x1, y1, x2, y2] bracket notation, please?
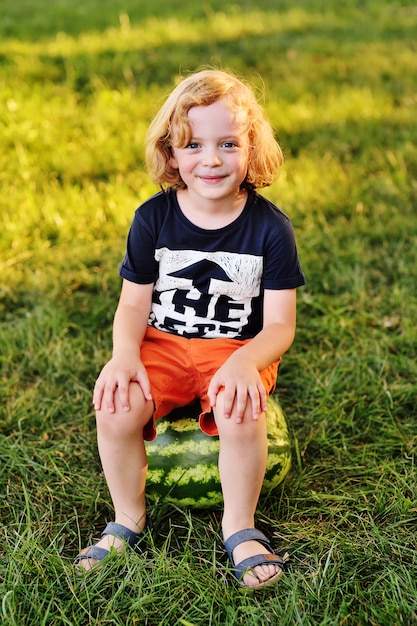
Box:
[202, 147, 222, 167]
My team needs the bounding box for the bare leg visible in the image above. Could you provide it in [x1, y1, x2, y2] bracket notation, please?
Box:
[78, 383, 154, 570]
[214, 393, 280, 587]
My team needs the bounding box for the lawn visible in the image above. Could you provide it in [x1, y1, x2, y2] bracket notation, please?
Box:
[1, 0, 416, 624]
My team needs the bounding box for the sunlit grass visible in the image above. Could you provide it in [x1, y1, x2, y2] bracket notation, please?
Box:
[1, 0, 417, 624]
[0, 8, 330, 57]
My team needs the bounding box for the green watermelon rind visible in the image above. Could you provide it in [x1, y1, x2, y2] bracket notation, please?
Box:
[145, 397, 291, 508]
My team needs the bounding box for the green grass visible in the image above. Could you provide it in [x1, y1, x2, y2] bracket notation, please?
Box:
[1, 0, 416, 623]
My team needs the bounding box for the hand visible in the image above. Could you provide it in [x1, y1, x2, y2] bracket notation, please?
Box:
[92, 353, 152, 414]
[207, 354, 267, 423]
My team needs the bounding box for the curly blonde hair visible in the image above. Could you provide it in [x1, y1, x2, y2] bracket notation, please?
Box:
[145, 69, 283, 190]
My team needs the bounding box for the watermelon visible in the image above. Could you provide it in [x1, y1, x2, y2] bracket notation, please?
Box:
[145, 396, 291, 508]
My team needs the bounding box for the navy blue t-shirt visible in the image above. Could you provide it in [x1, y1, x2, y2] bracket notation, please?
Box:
[119, 188, 305, 339]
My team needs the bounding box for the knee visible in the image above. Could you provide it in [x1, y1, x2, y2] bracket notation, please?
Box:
[216, 411, 267, 444]
[96, 409, 139, 440]
[96, 393, 153, 441]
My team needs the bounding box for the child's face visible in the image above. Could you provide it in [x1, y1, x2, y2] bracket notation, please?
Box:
[170, 99, 250, 205]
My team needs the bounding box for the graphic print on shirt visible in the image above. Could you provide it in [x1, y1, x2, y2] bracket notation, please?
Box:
[150, 247, 263, 338]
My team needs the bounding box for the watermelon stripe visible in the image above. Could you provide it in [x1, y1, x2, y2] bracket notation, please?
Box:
[145, 397, 291, 508]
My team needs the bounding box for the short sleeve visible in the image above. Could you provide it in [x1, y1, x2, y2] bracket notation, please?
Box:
[262, 214, 306, 290]
[119, 209, 158, 284]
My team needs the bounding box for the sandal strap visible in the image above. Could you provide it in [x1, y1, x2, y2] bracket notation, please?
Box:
[101, 521, 148, 551]
[232, 553, 287, 581]
[74, 545, 110, 563]
[224, 528, 272, 560]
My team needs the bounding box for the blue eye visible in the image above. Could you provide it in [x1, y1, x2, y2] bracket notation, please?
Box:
[187, 142, 200, 149]
[222, 142, 237, 149]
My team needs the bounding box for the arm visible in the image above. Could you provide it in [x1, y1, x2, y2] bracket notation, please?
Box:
[93, 279, 154, 413]
[207, 288, 296, 422]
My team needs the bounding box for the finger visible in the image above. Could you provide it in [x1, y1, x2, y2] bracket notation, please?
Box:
[207, 378, 223, 409]
[220, 381, 239, 420]
[116, 380, 131, 411]
[102, 381, 118, 414]
[258, 383, 267, 414]
[248, 382, 267, 420]
[232, 387, 248, 423]
[248, 387, 262, 421]
[135, 370, 153, 401]
[93, 379, 105, 411]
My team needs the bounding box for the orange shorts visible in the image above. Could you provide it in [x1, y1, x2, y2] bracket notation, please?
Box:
[140, 326, 280, 441]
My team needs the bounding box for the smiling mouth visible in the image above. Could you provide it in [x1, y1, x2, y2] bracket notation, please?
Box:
[199, 175, 226, 183]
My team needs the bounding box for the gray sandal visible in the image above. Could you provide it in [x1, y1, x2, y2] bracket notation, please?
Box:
[224, 528, 288, 588]
[75, 521, 150, 566]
